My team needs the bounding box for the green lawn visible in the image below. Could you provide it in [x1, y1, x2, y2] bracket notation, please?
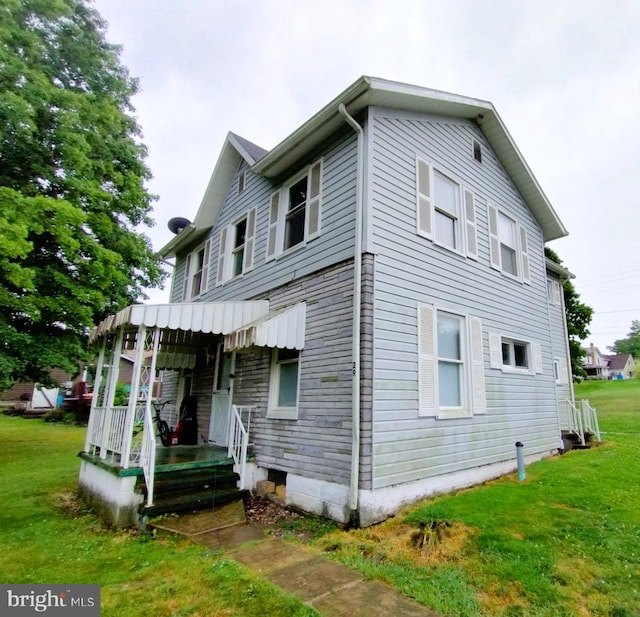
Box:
[1, 380, 639, 616]
[0, 415, 317, 617]
[314, 380, 640, 616]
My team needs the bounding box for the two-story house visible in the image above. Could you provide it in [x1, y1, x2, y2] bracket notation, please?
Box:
[79, 76, 580, 528]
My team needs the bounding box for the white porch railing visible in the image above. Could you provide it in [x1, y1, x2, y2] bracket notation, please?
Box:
[85, 404, 147, 465]
[228, 405, 254, 490]
[562, 399, 601, 445]
[139, 403, 156, 507]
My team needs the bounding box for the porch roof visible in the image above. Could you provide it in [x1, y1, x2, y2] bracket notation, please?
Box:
[224, 302, 306, 351]
[89, 301, 270, 344]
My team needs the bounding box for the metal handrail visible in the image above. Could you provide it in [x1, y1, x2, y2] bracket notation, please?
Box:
[228, 405, 253, 490]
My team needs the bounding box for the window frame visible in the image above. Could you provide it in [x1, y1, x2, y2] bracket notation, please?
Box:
[436, 310, 466, 414]
[489, 332, 543, 375]
[267, 348, 301, 420]
[501, 338, 531, 372]
[266, 159, 322, 261]
[415, 157, 478, 260]
[418, 303, 486, 419]
[488, 204, 531, 283]
[182, 239, 211, 301]
[216, 208, 256, 285]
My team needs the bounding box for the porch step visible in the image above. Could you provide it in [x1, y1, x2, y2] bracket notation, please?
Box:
[137, 464, 248, 519]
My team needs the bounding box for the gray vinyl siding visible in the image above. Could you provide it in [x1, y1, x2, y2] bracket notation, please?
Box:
[175, 132, 358, 304]
[368, 107, 561, 489]
[231, 261, 355, 486]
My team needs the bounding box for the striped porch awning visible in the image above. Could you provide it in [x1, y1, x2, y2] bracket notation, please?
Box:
[224, 303, 306, 352]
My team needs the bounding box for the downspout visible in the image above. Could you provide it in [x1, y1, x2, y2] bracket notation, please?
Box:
[339, 103, 363, 522]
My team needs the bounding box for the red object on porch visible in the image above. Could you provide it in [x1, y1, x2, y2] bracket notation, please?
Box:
[169, 431, 179, 446]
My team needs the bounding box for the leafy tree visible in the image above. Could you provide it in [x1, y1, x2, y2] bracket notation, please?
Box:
[609, 320, 640, 359]
[0, 0, 164, 392]
[545, 248, 593, 379]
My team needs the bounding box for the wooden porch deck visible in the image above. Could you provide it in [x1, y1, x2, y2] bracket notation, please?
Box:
[79, 445, 233, 477]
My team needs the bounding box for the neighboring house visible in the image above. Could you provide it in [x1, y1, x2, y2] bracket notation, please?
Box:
[80, 76, 588, 528]
[581, 344, 612, 380]
[606, 353, 634, 379]
[1, 368, 74, 412]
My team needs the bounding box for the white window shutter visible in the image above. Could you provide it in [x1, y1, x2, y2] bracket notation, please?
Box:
[553, 280, 562, 306]
[489, 332, 502, 369]
[533, 343, 543, 374]
[266, 191, 280, 261]
[216, 226, 228, 285]
[488, 204, 501, 271]
[417, 303, 437, 416]
[182, 253, 192, 301]
[469, 317, 486, 414]
[464, 188, 478, 260]
[306, 161, 322, 240]
[416, 158, 433, 239]
[201, 238, 212, 293]
[519, 225, 531, 284]
[559, 357, 569, 385]
[243, 208, 257, 272]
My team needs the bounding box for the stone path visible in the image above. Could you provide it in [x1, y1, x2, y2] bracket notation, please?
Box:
[152, 505, 441, 617]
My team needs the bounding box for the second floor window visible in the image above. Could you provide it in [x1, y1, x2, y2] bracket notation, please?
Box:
[183, 239, 211, 300]
[416, 157, 478, 259]
[216, 208, 256, 285]
[266, 160, 322, 260]
[488, 204, 531, 283]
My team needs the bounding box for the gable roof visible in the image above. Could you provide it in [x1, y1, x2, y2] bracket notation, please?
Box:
[159, 76, 568, 258]
[159, 132, 267, 258]
[605, 353, 633, 370]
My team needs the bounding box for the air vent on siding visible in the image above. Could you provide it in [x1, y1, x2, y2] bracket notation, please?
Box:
[472, 139, 482, 163]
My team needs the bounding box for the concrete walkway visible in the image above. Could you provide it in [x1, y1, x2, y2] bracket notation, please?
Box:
[153, 505, 441, 617]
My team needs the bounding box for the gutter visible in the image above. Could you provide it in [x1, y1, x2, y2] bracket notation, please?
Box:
[338, 103, 364, 522]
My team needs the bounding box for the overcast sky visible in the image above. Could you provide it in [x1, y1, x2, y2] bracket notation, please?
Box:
[92, 0, 640, 353]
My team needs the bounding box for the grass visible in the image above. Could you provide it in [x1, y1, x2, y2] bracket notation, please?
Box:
[0, 415, 317, 617]
[2, 380, 639, 616]
[313, 380, 640, 616]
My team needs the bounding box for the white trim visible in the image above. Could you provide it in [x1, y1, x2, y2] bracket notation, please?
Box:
[265, 159, 323, 261]
[267, 348, 301, 420]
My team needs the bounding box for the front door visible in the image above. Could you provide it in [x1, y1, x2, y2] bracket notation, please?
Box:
[208, 344, 232, 446]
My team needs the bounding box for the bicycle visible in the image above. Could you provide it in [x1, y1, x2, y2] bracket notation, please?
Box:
[151, 400, 172, 447]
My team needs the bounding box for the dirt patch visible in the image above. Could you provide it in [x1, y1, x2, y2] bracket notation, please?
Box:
[244, 495, 310, 540]
[50, 489, 91, 518]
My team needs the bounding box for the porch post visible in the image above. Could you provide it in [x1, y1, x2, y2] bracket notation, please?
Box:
[99, 326, 124, 460]
[121, 324, 147, 468]
[84, 336, 107, 452]
[104, 327, 125, 408]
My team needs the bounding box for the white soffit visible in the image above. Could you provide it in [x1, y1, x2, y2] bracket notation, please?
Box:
[224, 303, 306, 352]
[90, 301, 270, 343]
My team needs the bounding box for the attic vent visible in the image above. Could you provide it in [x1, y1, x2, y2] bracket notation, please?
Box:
[472, 139, 482, 163]
[238, 170, 246, 194]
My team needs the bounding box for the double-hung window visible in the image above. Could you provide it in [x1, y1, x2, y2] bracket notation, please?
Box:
[416, 157, 478, 259]
[266, 160, 322, 260]
[433, 171, 461, 251]
[216, 208, 257, 285]
[418, 303, 486, 418]
[437, 312, 464, 408]
[268, 348, 301, 419]
[488, 204, 530, 283]
[182, 239, 211, 300]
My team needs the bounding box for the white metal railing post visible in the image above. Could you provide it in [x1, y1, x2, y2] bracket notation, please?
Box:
[228, 405, 253, 490]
